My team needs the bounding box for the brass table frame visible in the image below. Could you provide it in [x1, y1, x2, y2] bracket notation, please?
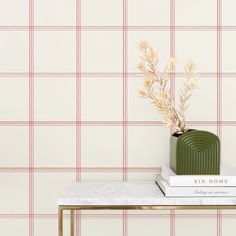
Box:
[58, 205, 236, 236]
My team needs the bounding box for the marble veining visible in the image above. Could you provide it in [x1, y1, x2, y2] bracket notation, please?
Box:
[57, 181, 236, 206]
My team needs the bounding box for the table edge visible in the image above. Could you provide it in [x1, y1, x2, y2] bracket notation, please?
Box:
[57, 205, 236, 210]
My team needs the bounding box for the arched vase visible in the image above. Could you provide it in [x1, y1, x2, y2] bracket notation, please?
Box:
[169, 130, 220, 175]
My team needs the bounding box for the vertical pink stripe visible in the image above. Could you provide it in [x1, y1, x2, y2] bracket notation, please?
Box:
[123, 210, 128, 236]
[170, 1, 176, 235]
[217, 0, 222, 235]
[123, 1, 128, 236]
[122, 0, 128, 182]
[217, 0, 222, 139]
[76, 0, 81, 183]
[170, 210, 175, 236]
[29, 0, 34, 236]
[170, 0, 175, 101]
[217, 210, 222, 236]
[76, 1, 82, 236]
[170, 209, 175, 236]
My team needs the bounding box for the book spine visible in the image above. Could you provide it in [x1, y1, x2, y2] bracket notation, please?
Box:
[165, 188, 236, 197]
[161, 168, 236, 187]
[156, 179, 236, 197]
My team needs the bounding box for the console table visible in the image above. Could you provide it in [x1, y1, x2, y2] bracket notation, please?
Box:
[57, 181, 236, 236]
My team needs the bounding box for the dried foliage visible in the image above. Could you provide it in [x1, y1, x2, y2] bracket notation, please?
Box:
[138, 40, 199, 134]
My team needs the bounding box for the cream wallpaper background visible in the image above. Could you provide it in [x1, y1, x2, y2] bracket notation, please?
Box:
[0, 0, 236, 235]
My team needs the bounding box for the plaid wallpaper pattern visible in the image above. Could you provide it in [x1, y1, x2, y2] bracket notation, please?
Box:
[0, 0, 236, 235]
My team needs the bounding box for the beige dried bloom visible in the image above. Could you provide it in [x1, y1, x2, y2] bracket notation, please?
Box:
[158, 90, 169, 99]
[137, 61, 145, 72]
[147, 48, 158, 62]
[168, 57, 177, 68]
[138, 41, 199, 134]
[165, 120, 172, 128]
[185, 59, 197, 73]
[138, 90, 146, 97]
[144, 71, 155, 80]
[164, 57, 176, 74]
[144, 79, 152, 88]
[139, 40, 149, 50]
[189, 81, 198, 89]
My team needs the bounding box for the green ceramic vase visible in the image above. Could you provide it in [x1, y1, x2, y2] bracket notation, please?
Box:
[169, 130, 220, 175]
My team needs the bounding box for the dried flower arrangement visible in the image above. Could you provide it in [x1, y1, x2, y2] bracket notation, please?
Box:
[138, 40, 199, 135]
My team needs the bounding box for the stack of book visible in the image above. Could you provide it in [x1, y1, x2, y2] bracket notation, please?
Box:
[156, 166, 236, 197]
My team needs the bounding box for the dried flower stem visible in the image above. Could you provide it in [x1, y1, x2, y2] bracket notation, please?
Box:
[138, 40, 199, 134]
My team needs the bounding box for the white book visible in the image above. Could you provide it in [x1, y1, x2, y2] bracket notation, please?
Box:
[156, 175, 236, 197]
[160, 166, 236, 187]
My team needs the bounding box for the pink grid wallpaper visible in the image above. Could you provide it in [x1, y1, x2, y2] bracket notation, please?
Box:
[0, 0, 236, 235]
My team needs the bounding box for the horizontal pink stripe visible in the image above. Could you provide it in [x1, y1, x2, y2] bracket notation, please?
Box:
[0, 25, 235, 31]
[0, 121, 234, 126]
[0, 213, 236, 220]
[0, 72, 235, 78]
[0, 167, 161, 172]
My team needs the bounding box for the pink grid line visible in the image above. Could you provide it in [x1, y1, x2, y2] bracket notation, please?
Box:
[0, 120, 235, 126]
[76, 1, 81, 236]
[76, 0, 81, 185]
[29, 0, 34, 236]
[217, 210, 222, 236]
[217, 1, 222, 235]
[0, 167, 161, 173]
[1, 213, 236, 220]
[123, 210, 128, 236]
[0, 72, 235, 78]
[170, 0, 175, 100]
[217, 0, 222, 139]
[0, 25, 236, 31]
[122, 1, 128, 236]
[170, 1, 176, 235]
[170, 210, 175, 236]
[1, 72, 235, 78]
[122, 0, 128, 182]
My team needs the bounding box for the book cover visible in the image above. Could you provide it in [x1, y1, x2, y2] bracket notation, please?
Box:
[160, 166, 236, 187]
[156, 175, 236, 197]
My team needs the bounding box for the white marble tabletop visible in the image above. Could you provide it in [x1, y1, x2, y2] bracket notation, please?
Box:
[57, 181, 236, 206]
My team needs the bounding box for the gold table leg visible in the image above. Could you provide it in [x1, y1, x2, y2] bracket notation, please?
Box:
[71, 210, 74, 236]
[58, 207, 63, 236]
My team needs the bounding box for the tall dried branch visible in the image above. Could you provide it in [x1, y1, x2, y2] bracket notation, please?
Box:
[138, 40, 199, 134]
